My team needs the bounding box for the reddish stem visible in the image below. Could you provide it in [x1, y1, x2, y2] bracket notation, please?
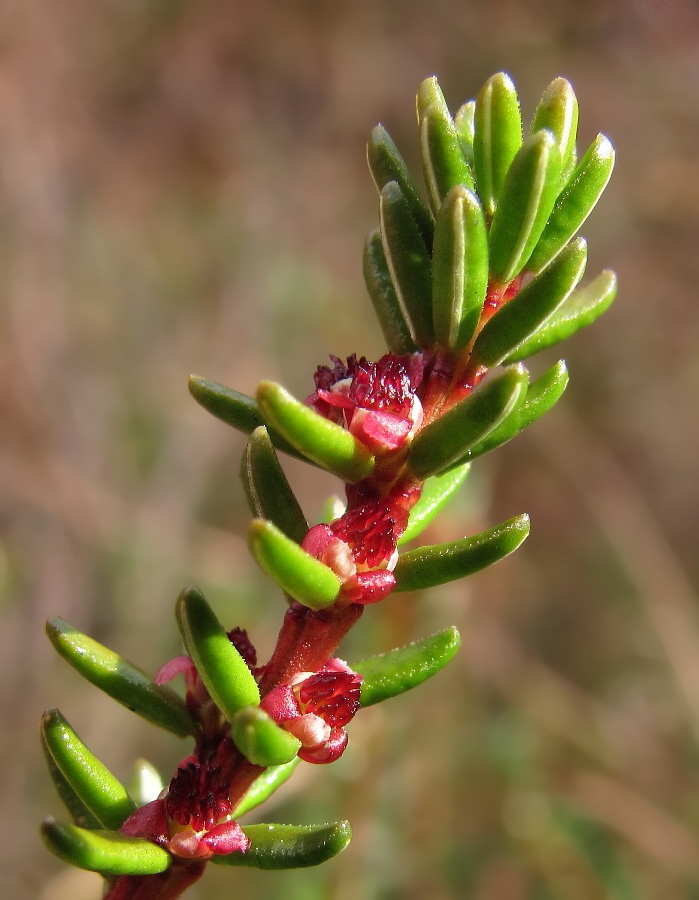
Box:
[104, 860, 206, 900]
[258, 602, 364, 696]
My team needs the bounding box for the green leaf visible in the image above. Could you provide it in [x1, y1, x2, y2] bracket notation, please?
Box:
[432, 185, 488, 351]
[416, 75, 447, 123]
[472, 237, 587, 367]
[241, 427, 308, 544]
[248, 519, 341, 610]
[526, 134, 615, 274]
[488, 130, 563, 284]
[232, 707, 301, 767]
[46, 618, 195, 738]
[379, 181, 434, 347]
[363, 229, 418, 355]
[393, 514, 530, 592]
[419, 105, 476, 211]
[455, 100, 476, 164]
[399, 461, 471, 546]
[367, 124, 434, 247]
[354, 626, 461, 707]
[417, 77, 476, 200]
[233, 760, 301, 819]
[531, 77, 579, 177]
[505, 271, 617, 362]
[408, 365, 528, 479]
[256, 381, 375, 484]
[188, 376, 304, 461]
[42, 732, 102, 831]
[462, 360, 568, 462]
[176, 587, 261, 721]
[473, 72, 523, 218]
[212, 821, 352, 869]
[41, 709, 136, 831]
[40, 819, 171, 876]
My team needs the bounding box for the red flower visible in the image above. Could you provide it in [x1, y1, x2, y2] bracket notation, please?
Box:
[301, 488, 418, 605]
[307, 353, 425, 455]
[260, 660, 362, 764]
[121, 742, 250, 861]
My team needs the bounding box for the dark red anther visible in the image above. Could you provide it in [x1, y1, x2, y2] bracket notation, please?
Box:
[331, 501, 398, 567]
[297, 671, 361, 727]
[165, 762, 232, 832]
[227, 627, 257, 669]
[308, 352, 425, 423]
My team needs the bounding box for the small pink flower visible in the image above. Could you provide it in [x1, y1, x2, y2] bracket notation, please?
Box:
[302, 496, 411, 605]
[307, 353, 425, 455]
[260, 661, 362, 764]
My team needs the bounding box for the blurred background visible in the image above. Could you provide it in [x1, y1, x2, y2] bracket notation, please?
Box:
[3, 0, 699, 897]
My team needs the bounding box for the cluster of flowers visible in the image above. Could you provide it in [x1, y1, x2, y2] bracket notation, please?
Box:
[121, 351, 427, 861]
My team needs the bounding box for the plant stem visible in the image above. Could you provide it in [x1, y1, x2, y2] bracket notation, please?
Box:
[104, 860, 206, 900]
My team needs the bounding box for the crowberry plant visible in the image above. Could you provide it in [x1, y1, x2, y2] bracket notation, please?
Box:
[40, 72, 616, 898]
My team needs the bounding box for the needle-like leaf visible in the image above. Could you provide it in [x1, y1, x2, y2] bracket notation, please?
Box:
[212, 822, 352, 869]
[41, 819, 171, 876]
[46, 618, 195, 737]
[241, 427, 308, 543]
[248, 519, 341, 610]
[256, 381, 375, 484]
[176, 587, 261, 721]
[41, 709, 136, 830]
[393, 514, 530, 591]
[432, 185, 488, 351]
[488, 130, 563, 283]
[473, 72, 523, 218]
[355, 626, 461, 706]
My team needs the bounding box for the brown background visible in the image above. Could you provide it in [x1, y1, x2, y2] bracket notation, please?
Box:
[3, 1, 699, 897]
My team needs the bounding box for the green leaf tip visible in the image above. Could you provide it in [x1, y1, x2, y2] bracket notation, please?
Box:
[176, 587, 261, 721]
[256, 381, 375, 483]
[248, 518, 341, 610]
[474, 71, 523, 219]
[419, 99, 476, 210]
[355, 626, 461, 707]
[231, 706, 301, 767]
[212, 821, 352, 869]
[45, 617, 195, 738]
[41, 732, 102, 831]
[41, 819, 171, 876]
[41, 708, 136, 830]
[393, 514, 530, 592]
[188, 375, 302, 460]
[526, 132, 615, 274]
[531, 77, 579, 176]
[367, 124, 434, 247]
[455, 100, 476, 163]
[241, 426, 308, 544]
